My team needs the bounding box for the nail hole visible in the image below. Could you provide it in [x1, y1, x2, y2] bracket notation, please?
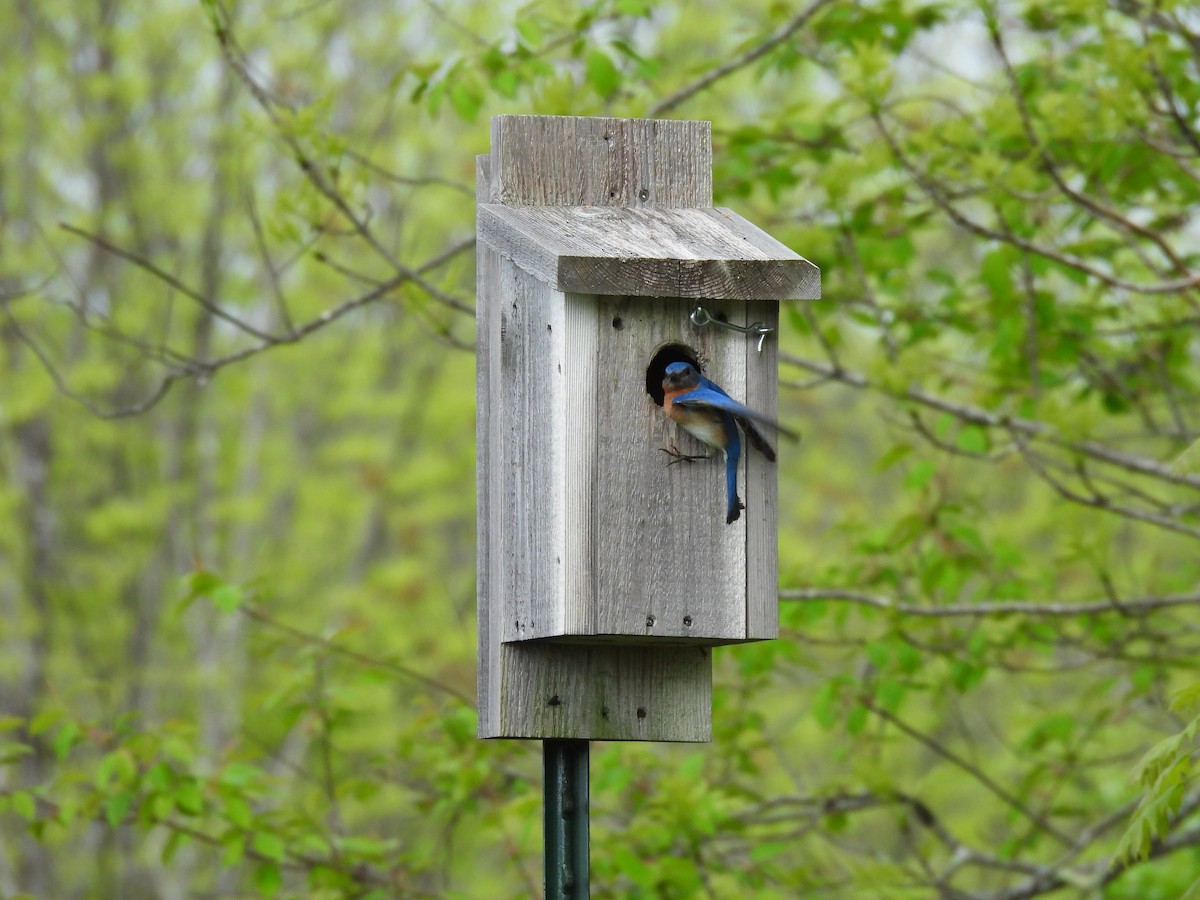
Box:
[601, 706, 610, 719]
[548, 695, 561, 707]
[546, 323, 552, 332]
[612, 316, 623, 330]
[645, 614, 656, 628]
[638, 188, 649, 201]
[683, 615, 693, 627]
[636, 707, 647, 719]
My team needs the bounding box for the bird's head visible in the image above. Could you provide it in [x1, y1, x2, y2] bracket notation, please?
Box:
[662, 361, 701, 392]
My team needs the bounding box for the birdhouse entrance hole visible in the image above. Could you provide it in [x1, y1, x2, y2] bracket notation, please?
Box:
[646, 343, 702, 407]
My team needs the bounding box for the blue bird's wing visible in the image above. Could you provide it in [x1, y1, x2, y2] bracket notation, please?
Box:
[673, 389, 797, 439]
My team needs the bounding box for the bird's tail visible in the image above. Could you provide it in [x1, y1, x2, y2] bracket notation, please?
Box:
[725, 450, 744, 524]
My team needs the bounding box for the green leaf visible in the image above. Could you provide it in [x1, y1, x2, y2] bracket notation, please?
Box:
[514, 17, 541, 48]
[174, 780, 204, 816]
[161, 829, 189, 864]
[448, 79, 482, 122]
[255, 861, 283, 897]
[0, 740, 33, 764]
[1171, 683, 1200, 711]
[876, 442, 913, 470]
[225, 796, 253, 830]
[210, 583, 243, 613]
[876, 679, 906, 713]
[12, 791, 37, 821]
[252, 831, 286, 863]
[104, 791, 134, 828]
[905, 459, 936, 490]
[221, 830, 246, 867]
[955, 425, 989, 454]
[53, 720, 81, 760]
[28, 708, 63, 737]
[219, 762, 263, 788]
[585, 50, 621, 97]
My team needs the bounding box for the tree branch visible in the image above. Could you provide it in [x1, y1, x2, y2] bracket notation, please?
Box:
[648, 0, 835, 116]
[780, 587, 1200, 617]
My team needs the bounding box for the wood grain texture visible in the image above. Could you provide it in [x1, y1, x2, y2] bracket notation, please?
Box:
[589, 296, 748, 642]
[493, 644, 711, 741]
[478, 204, 820, 301]
[492, 285, 763, 645]
[478, 147, 719, 740]
[489, 115, 712, 208]
[476, 154, 501, 737]
[497, 266, 567, 642]
[476, 115, 800, 740]
[743, 303, 781, 639]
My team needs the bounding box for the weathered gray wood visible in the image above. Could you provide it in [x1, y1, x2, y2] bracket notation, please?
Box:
[492, 280, 755, 645]
[489, 115, 712, 208]
[478, 143, 726, 740]
[493, 644, 711, 741]
[589, 295, 748, 642]
[498, 265, 567, 641]
[743, 304, 781, 639]
[476, 154, 501, 737]
[476, 115, 811, 741]
[478, 204, 820, 301]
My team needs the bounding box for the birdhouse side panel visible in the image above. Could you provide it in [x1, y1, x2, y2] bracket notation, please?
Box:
[590, 296, 751, 643]
[498, 263, 568, 643]
[561, 292, 601, 636]
[742, 303, 781, 640]
[476, 238, 502, 735]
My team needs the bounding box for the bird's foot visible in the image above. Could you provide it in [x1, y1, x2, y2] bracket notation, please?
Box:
[661, 445, 709, 466]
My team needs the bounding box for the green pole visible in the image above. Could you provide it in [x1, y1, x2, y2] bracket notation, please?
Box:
[544, 739, 589, 898]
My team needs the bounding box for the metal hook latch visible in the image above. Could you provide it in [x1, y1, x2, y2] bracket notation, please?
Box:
[690, 306, 774, 353]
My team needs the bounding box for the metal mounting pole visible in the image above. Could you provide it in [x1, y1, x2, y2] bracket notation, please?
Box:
[544, 739, 589, 898]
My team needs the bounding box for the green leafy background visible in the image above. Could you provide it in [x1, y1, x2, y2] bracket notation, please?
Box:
[2, 0, 1199, 897]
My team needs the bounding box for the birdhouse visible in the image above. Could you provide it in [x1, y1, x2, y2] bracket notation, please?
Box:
[477, 115, 819, 741]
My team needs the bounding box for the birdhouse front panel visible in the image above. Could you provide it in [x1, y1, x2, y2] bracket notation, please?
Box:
[494, 278, 779, 646]
[587, 295, 776, 644]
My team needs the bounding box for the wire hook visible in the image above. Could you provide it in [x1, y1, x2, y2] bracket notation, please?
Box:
[690, 305, 774, 353]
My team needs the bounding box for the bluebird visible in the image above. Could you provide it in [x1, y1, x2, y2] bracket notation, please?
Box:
[661, 361, 797, 524]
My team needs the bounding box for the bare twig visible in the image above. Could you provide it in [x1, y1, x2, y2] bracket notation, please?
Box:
[239, 603, 474, 707]
[864, 700, 1077, 847]
[648, 0, 835, 116]
[58, 222, 278, 342]
[781, 352, 1200, 490]
[780, 587, 1200, 617]
[869, 108, 1200, 298]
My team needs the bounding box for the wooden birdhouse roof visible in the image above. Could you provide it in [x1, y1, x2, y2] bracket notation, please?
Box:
[477, 204, 820, 301]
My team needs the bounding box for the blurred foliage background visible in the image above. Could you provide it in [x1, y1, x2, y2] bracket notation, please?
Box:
[2, 0, 1200, 896]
